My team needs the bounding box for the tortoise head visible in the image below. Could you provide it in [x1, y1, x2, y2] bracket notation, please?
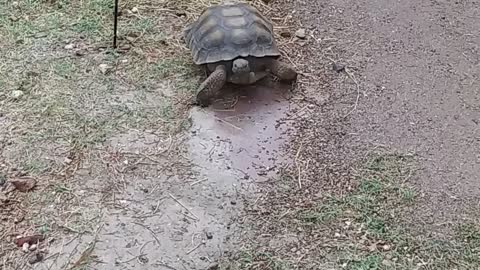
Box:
[232, 58, 250, 75]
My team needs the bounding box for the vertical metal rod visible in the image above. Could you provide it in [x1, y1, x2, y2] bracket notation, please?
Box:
[113, 0, 119, 48]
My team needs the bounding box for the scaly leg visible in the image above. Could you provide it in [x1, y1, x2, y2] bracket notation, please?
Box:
[196, 65, 227, 107]
[265, 59, 298, 82]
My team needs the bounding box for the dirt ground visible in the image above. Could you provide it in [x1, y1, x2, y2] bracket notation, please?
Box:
[1, 0, 479, 269]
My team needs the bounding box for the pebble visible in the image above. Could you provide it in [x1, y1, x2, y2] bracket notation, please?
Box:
[98, 64, 113, 74]
[64, 43, 75, 50]
[295, 28, 307, 39]
[131, 7, 139, 13]
[205, 231, 213, 239]
[22, 242, 30, 253]
[11, 90, 24, 99]
[29, 244, 37, 251]
[382, 244, 392, 251]
[332, 62, 345, 73]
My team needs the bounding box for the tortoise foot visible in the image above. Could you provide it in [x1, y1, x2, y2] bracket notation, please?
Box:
[195, 65, 227, 107]
[268, 59, 298, 82]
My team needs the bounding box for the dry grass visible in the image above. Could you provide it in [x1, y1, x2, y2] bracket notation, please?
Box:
[0, 0, 210, 268]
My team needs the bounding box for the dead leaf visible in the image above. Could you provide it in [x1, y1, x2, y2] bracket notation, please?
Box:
[10, 177, 37, 192]
[14, 235, 45, 247]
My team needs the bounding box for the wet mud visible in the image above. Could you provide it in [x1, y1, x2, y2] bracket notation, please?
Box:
[188, 82, 292, 183]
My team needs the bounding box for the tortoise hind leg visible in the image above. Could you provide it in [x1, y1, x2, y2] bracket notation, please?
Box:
[265, 59, 298, 82]
[196, 65, 227, 107]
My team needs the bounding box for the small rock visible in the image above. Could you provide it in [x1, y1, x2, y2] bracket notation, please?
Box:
[230, 201, 237, 205]
[11, 90, 24, 99]
[22, 242, 30, 253]
[131, 7, 139, 13]
[332, 62, 345, 73]
[75, 50, 87, 57]
[64, 43, 75, 50]
[29, 244, 37, 251]
[382, 244, 392, 251]
[0, 174, 6, 186]
[10, 177, 36, 192]
[205, 231, 213, 240]
[28, 253, 44, 265]
[382, 259, 392, 266]
[295, 28, 306, 39]
[9, 16, 20, 22]
[98, 64, 113, 75]
[63, 157, 73, 164]
[280, 31, 292, 38]
[207, 263, 219, 270]
[175, 10, 187, 17]
[12, 1, 19, 7]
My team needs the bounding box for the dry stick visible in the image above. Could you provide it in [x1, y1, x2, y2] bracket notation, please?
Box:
[168, 193, 200, 220]
[190, 178, 208, 186]
[186, 241, 206, 255]
[133, 222, 161, 246]
[213, 115, 244, 131]
[343, 67, 361, 118]
[68, 223, 104, 270]
[295, 142, 303, 189]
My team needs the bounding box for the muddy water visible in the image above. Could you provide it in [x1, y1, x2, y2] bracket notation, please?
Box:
[178, 83, 291, 267]
[188, 83, 291, 183]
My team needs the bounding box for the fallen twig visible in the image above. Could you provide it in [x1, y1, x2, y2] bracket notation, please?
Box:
[295, 142, 303, 189]
[133, 222, 161, 246]
[168, 193, 199, 220]
[190, 178, 207, 186]
[186, 241, 205, 255]
[343, 67, 361, 118]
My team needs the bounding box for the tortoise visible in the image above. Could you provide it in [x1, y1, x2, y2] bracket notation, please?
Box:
[184, 1, 297, 106]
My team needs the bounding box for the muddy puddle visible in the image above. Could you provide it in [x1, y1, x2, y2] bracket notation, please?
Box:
[188, 82, 292, 184]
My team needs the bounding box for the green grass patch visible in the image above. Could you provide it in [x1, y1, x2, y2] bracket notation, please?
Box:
[293, 153, 480, 269]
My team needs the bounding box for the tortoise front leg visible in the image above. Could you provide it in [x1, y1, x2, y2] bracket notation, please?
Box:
[265, 59, 298, 82]
[196, 65, 227, 107]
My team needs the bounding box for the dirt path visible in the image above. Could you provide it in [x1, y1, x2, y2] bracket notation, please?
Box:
[220, 0, 480, 268]
[299, 0, 480, 233]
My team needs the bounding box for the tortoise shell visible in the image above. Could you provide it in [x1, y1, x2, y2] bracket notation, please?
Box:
[184, 2, 281, 65]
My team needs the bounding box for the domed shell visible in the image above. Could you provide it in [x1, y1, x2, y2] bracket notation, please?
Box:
[184, 2, 281, 65]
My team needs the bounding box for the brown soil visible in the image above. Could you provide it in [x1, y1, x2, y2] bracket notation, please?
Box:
[294, 0, 480, 233]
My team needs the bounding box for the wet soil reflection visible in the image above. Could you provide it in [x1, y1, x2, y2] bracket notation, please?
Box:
[188, 82, 292, 183]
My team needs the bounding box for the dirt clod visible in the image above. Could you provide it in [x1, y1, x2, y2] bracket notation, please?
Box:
[10, 177, 37, 192]
[28, 253, 44, 265]
[295, 28, 306, 39]
[14, 235, 45, 247]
